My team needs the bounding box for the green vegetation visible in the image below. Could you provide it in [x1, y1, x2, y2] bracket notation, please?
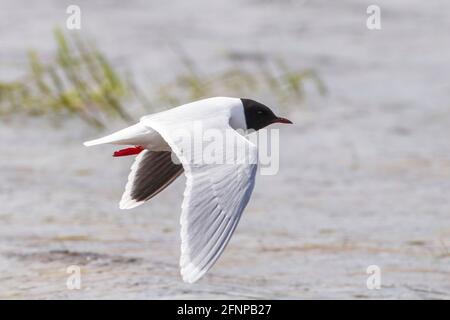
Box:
[0, 29, 326, 128]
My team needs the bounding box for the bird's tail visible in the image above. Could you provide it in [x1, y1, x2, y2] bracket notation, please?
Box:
[83, 123, 149, 146]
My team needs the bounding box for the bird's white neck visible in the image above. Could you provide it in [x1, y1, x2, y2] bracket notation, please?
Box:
[229, 100, 247, 131]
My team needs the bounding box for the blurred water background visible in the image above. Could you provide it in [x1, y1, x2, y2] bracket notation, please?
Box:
[0, 0, 450, 299]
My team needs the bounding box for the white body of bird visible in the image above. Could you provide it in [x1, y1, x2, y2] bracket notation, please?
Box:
[84, 97, 258, 283]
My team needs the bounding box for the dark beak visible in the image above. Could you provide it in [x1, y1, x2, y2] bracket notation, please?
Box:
[272, 117, 293, 124]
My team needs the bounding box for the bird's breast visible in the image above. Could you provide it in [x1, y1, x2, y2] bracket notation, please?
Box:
[144, 129, 172, 151]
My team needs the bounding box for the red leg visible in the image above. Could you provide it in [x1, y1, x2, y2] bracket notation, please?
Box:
[113, 146, 144, 157]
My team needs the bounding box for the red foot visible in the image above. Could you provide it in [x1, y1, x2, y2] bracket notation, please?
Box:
[113, 146, 144, 157]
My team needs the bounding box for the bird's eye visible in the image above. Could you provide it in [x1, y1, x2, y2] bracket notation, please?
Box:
[257, 110, 264, 115]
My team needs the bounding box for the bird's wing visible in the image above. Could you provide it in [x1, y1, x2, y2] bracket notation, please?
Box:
[119, 150, 183, 209]
[142, 114, 258, 283]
